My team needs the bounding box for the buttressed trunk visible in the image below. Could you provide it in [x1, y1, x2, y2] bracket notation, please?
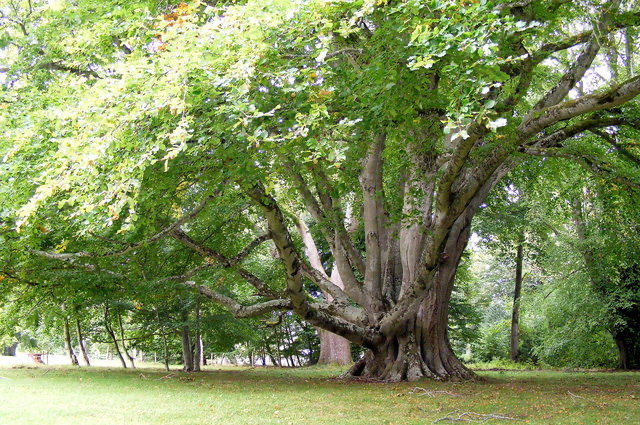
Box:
[345, 209, 475, 381]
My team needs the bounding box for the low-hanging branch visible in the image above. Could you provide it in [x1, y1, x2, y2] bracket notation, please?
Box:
[170, 228, 276, 298]
[183, 280, 293, 318]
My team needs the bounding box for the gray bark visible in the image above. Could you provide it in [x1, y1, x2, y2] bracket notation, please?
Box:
[117, 310, 135, 369]
[180, 310, 194, 372]
[104, 305, 127, 368]
[510, 243, 524, 362]
[75, 319, 91, 366]
[62, 306, 79, 366]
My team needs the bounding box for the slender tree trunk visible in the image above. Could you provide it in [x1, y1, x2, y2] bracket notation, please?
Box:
[63, 312, 79, 366]
[510, 243, 524, 362]
[162, 333, 170, 371]
[104, 305, 127, 368]
[75, 319, 91, 366]
[117, 310, 135, 368]
[180, 310, 194, 372]
[194, 300, 202, 372]
[154, 308, 170, 371]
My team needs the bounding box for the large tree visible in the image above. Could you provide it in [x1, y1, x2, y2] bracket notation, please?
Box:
[2, 0, 640, 381]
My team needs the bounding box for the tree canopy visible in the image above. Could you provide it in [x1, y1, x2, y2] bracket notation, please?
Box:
[2, 0, 640, 381]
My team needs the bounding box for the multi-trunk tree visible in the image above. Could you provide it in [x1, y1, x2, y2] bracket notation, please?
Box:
[2, 0, 640, 381]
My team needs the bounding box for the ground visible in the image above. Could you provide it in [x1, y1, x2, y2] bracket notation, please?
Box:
[0, 364, 638, 424]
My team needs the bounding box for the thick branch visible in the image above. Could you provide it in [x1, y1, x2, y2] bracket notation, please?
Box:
[531, 0, 622, 111]
[520, 75, 640, 139]
[246, 183, 376, 343]
[184, 281, 292, 318]
[170, 228, 276, 298]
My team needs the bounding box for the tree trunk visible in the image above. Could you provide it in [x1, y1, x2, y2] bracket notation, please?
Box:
[104, 305, 127, 368]
[180, 310, 194, 372]
[317, 330, 352, 365]
[2, 342, 17, 356]
[345, 221, 476, 381]
[615, 332, 640, 370]
[510, 243, 524, 362]
[297, 219, 352, 365]
[194, 299, 202, 372]
[117, 310, 136, 368]
[75, 319, 91, 366]
[62, 311, 79, 366]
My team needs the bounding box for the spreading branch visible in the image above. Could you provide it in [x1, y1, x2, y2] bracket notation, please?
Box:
[170, 228, 276, 298]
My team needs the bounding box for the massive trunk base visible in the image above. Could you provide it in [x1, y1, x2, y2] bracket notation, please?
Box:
[342, 328, 475, 382]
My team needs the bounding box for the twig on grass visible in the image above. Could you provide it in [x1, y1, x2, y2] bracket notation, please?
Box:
[568, 391, 585, 400]
[433, 410, 518, 423]
[159, 373, 176, 380]
[410, 386, 462, 397]
[0, 376, 10, 380]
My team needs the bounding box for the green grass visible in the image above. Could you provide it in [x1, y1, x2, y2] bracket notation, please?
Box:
[0, 365, 638, 424]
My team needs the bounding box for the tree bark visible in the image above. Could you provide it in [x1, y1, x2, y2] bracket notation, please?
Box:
[180, 310, 194, 372]
[104, 305, 127, 368]
[510, 243, 524, 362]
[344, 219, 475, 381]
[615, 332, 640, 370]
[117, 310, 136, 368]
[317, 330, 351, 365]
[2, 342, 18, 356]
[62, 307, 79, 366]
[296, 220, 352, 365]
[194, 299, 202, 372]
[75, 319, 91, 366]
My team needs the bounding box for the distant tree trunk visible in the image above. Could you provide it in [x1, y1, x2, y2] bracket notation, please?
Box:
[154, 308, 170, 371]
[117, 310, 135, 368]
[180, 310, 194, 372]
[510, 243, 524, 362]
[2, 342, 18, 356]
[75, 319, 91, 366]
[317, 330, 352, 366]
[625, 28, 635, 76]
[615, 331, 640, 369]
[297, 220, 352, 365]
[62, 307, 79, 366]
[104, 304, 127, 368]
[193, 300, 202, 372]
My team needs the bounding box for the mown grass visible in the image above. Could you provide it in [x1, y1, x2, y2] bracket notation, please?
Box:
[0, 364, 638, 424]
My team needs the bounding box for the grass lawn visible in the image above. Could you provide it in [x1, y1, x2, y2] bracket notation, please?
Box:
[0, 365, 638, 425]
